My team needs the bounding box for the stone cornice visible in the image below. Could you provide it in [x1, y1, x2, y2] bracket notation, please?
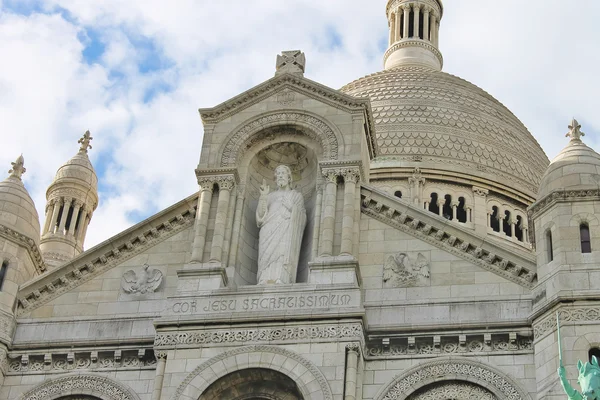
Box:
[0, 224, 46, 274]
[528, 188, 600, 218]
[384, 39, 444, 67]
[361, 185, 537, 288]
[16, 194, 199, 315]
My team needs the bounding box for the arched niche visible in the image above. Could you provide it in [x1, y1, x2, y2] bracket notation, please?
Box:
[173, 345, 333, 400]
[200, 368, 304, 400]
[233, 125, 323, 286]
[374, 357, 532, 400]
[17, 374, 140, 400]
[407, 380, 496, 400]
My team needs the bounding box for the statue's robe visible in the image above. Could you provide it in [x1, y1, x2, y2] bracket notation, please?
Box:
[256, 188, 306, 284]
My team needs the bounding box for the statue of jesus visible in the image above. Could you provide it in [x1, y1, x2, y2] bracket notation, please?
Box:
[256, 165, 306, 284]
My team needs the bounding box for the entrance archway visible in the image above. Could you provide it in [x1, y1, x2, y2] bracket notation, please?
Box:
[200, 368, 303, 400]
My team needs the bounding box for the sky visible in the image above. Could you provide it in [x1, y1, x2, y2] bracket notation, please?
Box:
[0, 0, 599, 249]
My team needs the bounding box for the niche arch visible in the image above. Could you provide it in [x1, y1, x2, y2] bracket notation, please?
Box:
[219, 110, 343, 168]
[173, 345, 333, 400]
[373, 356, 531, 400]
[17, 373, 140, 400]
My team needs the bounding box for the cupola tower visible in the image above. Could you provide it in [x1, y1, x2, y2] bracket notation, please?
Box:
[384, 0, 443, 70]
[39, 131, 98, 268]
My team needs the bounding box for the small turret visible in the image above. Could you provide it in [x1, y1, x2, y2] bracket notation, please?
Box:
[40, 131, 98, 269]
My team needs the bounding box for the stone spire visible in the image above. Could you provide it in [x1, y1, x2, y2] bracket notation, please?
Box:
[566, 118, 585, 142]
[8, 154, 26, 180]
[384, 0, 444, 70]
[40, 131, 99, 269]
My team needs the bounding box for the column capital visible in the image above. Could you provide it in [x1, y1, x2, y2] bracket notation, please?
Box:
[346, 342, 360, 353]
[216, 175, 235, 191]
[322, 169, 340, 183]
[341, 167, 361, 184]
[473, 187, 489, 197]
[154, 350, 167, 360]
[63, 197, 73, 205]
[73, 199, 84, 208]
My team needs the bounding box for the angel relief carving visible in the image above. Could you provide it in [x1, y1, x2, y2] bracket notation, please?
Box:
[121, 264, 163, 294]
[383, 252, 430, 288]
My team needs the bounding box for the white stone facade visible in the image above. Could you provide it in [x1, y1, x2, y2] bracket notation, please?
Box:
[1, 2, 599, 400]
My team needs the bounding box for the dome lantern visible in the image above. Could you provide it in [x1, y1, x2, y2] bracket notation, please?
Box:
[384, 0, 444, 71]
[40, 131, 98, 269]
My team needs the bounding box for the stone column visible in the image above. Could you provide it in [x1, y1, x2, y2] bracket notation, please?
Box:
[79, 212, 91, 244]
[311, 185, 323, 260]
[152, 351, 167, 400]
[57, 197, 71, 235]
[43, 199, 55, 235]
[403, 5, 410, 38]
[191, 179, 214, 263]
[472, 187, 489, 235]
[451, 200, 458, 221]
[395, 8, 402, 41]
[47, 199, 61, 235]
[227, 192, 245, 268]
[423, 7, 430, 41]
[68, 200, 83, 236]
[438, 199, 443, 217]
[209, 176, 235, 263]
[389, 15, 394, 45]
[434, 18, 440, 46]
[510, 218, 516, 239]
[340, 168, 360, 256]
[344, 343, 360, 400]
[413, 5, 421, 39]
[408, 168, 425, 206]
[77, 208, 89, 243]
[430, 13, 437, 45]
[319, 170, 339, 257]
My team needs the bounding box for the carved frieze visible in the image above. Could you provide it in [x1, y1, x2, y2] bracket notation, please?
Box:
[408, 382, 496, 400]
[534, 306, 600, 339]
[121, 264, 163, 294]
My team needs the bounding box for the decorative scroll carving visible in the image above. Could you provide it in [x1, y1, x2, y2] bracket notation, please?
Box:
[121, 264, 163, 294]
[534, 307, 600, 339]
[155, 323, 362, 347]
[375, 357, 531, 400]
[383, 252, 430, 287]
[19, 374, 140, 400]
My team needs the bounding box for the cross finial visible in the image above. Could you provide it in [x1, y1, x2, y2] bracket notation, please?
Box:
[275, 50, 306, 76]
[566, 118, 585, 142]
[78, 130, 93, 154]
[8, 154, 26, 180]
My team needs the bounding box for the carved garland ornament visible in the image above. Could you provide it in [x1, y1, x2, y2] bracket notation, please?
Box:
[220, 112, 340, 167]
[155, 323, 362, 347]
[173, 345, 333, 400]
[18, 374, 140, 400]
[375, 357, 531, 400]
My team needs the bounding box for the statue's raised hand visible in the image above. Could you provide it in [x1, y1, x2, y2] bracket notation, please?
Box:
[260, 179, 270, 197]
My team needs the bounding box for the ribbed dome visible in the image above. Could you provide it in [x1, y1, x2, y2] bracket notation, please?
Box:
[0, 159, 41, 244]
[537, 123, 600, 199]
[340, 65, 549, 198]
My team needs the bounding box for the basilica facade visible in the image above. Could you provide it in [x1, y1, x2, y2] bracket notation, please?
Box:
[0, 1, 598, 399]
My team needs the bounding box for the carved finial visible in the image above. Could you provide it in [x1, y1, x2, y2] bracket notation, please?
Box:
[275, 50, 306, 76]
[8, 154, 26, 180]
[566, 118, 585, 142]
[78, 130, 93, 154]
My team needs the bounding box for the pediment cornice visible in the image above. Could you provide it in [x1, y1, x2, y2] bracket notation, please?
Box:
[361, 185, 537, 288]
[16, 194, 199, 316]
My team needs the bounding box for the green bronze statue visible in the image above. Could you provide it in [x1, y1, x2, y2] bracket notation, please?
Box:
[557, 313, 600, 399]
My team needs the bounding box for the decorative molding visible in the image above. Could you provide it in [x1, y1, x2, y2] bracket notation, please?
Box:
[18, 374, 141, 400]
[383, 39, 444, 66]
[0, 224, 46, 274]
[220, 112, 340, 167]
[407, 381, 495, 400]
[375, 357, 531, 400]
[0, 311, 15, 344]
[361, 187, 537, 288]
[530, 189, 600, 217]
[17, 207, 196, 315]
[8, 348, 156, 374]
[534, 306, 600, 339]
[155, 323, 362, 348]
[121, 264, 163, 294]
[367, 333, 532, 358]
[173, 345, 333, 400]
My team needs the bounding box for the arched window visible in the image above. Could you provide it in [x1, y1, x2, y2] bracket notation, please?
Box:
[429, 193, 439, 215]
[590, 347, 600, 363]
[394, 191, 403, 199]
[581, 223, 592, 253]
[546, 230, 553, 262]
[442, 195, 452, 220]
[457, 197, 467, 223]
[0, 261, 7, 291]
[490, 206, 500, 232]
[515, 216, 524, 242]
[502, 210, 512, 237]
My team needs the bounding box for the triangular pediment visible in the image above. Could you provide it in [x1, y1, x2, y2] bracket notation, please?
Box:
[360, 184, 537, 288]
[16, 193, 199, 316]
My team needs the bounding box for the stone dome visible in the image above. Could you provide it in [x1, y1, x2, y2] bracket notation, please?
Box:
[537, 121, 600, 199]
[51, 151, 98, 192]
[340, 65, 549, 200]
[0, 157, 41, 244]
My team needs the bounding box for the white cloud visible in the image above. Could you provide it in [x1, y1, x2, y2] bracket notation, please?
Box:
[0, 0, 599, 250]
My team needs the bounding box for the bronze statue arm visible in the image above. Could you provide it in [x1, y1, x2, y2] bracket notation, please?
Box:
[558, 366, 583, 400]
